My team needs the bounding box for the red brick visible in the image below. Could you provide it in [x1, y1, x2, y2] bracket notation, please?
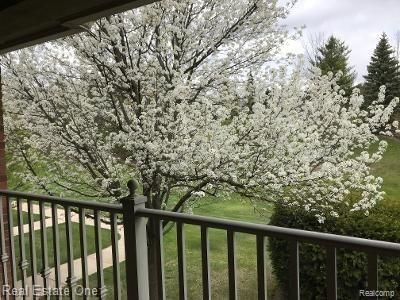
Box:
[0, 67, 13, 294]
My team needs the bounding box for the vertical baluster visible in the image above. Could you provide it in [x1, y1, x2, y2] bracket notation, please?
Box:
[201, 226, 211, 300]
[28, 200, 37, 290]
[52, 203, 61, 298]
[94, 210, 107, 299]
[39, 201, 50, 299]
[8, 198, 17, 289]
[227, 230, 237, 300]
[176, 222, 187, 300]
[155, 219, 165, 300]
[326, 247, 337, 300]
[368, 252, 378, 299]
[110, 213, 121, 300]
[288, 240, 300, 300]
[17, 198, 28, 299]
[79, 208, 89, 300]
[0, 196, 10, 300]
[65, 206, 77, 299]
[256, 235, 266, 300]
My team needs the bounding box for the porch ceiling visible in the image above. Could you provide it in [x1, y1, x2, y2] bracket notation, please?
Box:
[0, 0, 155, 54]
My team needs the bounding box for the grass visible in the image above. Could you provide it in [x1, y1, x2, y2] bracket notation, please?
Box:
[14, 222, 112, 280]
[371, 137, 400, 204]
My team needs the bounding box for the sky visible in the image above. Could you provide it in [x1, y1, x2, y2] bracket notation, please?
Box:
[281, 0, 400, 83]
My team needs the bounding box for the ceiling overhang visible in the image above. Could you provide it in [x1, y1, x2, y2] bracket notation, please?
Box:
[0, 0, 155, 54]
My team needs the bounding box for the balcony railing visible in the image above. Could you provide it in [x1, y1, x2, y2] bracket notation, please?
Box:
[1, 186, 400, 299]
[0, 189, 123, 300]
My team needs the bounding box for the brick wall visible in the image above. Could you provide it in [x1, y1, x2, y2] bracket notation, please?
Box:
[0, 66, 13, 290]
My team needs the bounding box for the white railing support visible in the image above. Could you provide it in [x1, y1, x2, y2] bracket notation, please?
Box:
[121, 180, 149, 300]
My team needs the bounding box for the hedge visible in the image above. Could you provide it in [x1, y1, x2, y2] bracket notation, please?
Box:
[268, 203, 400, 299]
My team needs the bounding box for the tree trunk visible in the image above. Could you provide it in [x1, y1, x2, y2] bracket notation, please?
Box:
[147, 216, 164, 300]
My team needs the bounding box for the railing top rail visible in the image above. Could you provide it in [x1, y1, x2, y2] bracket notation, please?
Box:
[0, 189, 123, 213]
[137, 208, 400, 256]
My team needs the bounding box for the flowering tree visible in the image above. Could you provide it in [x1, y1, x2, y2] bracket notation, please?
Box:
[3, 58, 398, 221]
[2, 0, 299, 207]
[1, 1, 399, 295]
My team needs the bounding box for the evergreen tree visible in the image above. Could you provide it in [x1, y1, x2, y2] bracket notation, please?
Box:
[312, 36, 356, 95]
[363, 33, 400, 110]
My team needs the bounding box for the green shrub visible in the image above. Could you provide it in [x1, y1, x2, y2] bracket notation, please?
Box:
[268, 203, 400, 299]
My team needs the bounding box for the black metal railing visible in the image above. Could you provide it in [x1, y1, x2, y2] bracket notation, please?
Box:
[0, 190, 123, 300]
[133, 208, 400, 300]
[1, 186, 400, 299]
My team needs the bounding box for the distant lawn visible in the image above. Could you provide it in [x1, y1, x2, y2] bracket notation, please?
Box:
[371, 137, 400, 205]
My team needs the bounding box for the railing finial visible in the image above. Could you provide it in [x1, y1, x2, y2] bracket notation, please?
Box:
[127, 179, 138, 199]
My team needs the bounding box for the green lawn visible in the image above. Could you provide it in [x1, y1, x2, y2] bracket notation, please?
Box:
[372, 137, 400, 204]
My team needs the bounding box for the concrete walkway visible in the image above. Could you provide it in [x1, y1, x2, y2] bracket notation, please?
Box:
[13, 203, 126, 297]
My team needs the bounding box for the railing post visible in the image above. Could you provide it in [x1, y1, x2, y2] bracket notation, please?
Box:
[288, 240, 300, 300]
[121, 180, 149, 300]
[367, 252, 378, 300]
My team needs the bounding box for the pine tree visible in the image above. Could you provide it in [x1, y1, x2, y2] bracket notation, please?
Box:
[363, 33, 400, 110]
[312, 36, 356, 95]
